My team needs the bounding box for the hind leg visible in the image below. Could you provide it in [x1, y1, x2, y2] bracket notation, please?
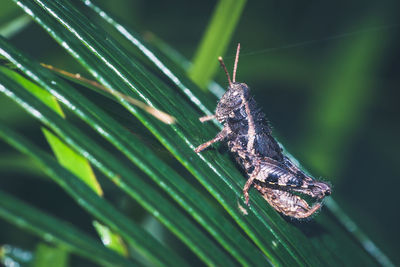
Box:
[254, 184, 323, 219]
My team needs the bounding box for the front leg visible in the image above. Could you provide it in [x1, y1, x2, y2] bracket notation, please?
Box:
[199, 114, 216, 122]
[194, 125, 231, 153]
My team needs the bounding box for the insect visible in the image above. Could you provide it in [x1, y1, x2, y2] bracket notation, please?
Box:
[195, 44, 331, 219]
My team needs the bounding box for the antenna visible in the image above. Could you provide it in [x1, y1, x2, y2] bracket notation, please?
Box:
[218, 56, 232, 86]
[232, 43, 240, 83]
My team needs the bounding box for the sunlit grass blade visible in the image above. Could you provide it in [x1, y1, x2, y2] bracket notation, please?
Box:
[33, 243, 69, 267]
[42, 129, 103, 196]
[0, 66, 64, 116]
[0, 14, 31, 38]
[188, 0, 247, 88]
[93, 222, 129, 257]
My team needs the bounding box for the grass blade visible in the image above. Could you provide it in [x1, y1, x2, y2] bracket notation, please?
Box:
[188, 0, 246, 88]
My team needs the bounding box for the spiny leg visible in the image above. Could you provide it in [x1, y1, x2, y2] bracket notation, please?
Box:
[194, 126, 230, 153]
[243, 164, 260, 205]
[296, 202, 322, 219]
[199, 114, 216, 123]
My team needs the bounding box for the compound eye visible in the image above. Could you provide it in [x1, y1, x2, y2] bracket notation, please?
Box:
[325, 188, 332, 196]
[240, 84, 250, 99]
[223, 90, 241, 107]
[231, 96, 242, 107]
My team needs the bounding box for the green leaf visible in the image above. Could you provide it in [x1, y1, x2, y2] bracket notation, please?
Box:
[0, 66, 64, 117]
[33, 243, 69, 267]
[0, 14, 31, 38]
[93, 222, 128, 257]
[42, 129, 103, 197]
[304, 20, 387, 175]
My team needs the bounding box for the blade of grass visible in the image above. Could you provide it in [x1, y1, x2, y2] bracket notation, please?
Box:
[304, 21, 386, 176]
[188, 0, 247, 89]
[0, 14, 31, 38]
[42, 129, 103, 196]
[0, 66, 64, 116]
[93, 222, 129, 257]
[33, 243, 69, 267]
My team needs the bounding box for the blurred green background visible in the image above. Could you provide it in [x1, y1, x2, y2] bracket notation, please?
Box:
[1, 0, 399, 265]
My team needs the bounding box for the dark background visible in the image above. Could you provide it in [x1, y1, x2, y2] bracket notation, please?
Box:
[1, 0, 399, 264]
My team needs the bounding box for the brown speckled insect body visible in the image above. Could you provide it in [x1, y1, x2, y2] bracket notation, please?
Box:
[195, 44, 331, 219]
